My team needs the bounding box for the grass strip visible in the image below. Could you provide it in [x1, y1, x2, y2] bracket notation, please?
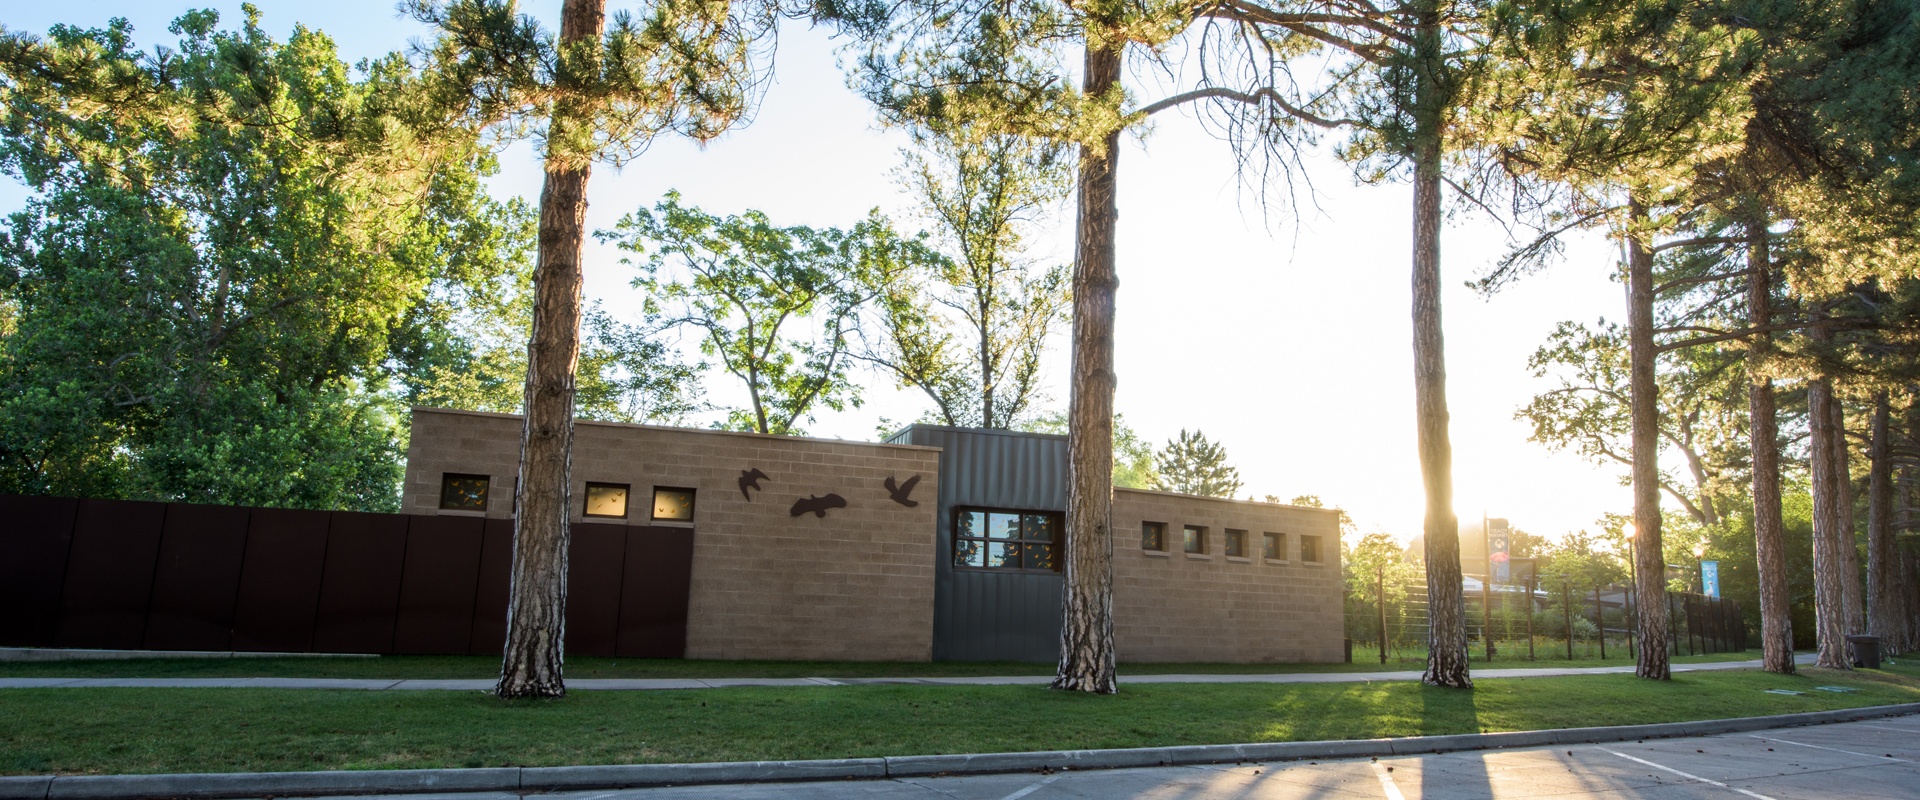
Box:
[4, 664, 1916, 776]
[0, 649, 1773, 680]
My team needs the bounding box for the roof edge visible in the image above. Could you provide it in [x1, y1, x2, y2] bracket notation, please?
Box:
[409, 407, 943, 452]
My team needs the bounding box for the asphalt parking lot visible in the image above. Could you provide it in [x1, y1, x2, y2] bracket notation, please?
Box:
[287, 713, 1920, 800]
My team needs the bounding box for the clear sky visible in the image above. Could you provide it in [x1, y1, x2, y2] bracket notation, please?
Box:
[2, 2, 1640, 543]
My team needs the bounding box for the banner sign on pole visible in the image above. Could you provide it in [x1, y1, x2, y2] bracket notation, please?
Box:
[1701, 560, 1720, 599]
[1488, 518, 1511, 584]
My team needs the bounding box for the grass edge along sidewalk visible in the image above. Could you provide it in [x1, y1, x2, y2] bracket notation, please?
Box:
[0, 648, 1777, 680]
[3, 701, 1918, 800]
[3, 665, 1918, 780]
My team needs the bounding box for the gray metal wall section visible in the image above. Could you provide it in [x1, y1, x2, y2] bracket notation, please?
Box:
[889, 425, 1068, 661]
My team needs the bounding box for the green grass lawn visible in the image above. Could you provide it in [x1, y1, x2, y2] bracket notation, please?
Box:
[0, 648, 1773, 680]
[4, 663, 1915, 776]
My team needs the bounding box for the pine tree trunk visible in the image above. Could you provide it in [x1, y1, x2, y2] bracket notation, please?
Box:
[1625, 197, 1669, 680]
[1867, 391, 1898, 648]
[1807, 306, 1852, 669]
[1410, 5, 1469, 689]
[1833, 394, 1864, 636]
[497, 0, 606, 700]
[1744, 217, 1793, 674]
[1052, 38, 1121, 695]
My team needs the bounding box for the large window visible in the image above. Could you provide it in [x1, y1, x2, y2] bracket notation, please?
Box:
[585, 482, 630, 518]
[440, 474, 490, 511]
[1225, 529, 1247, 558]
[1263, 532, 1285, 560]
[651, 487, 696, 522]
[954, 508, 1062, 572]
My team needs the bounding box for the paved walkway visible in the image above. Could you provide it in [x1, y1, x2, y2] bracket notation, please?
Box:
[0, 654, 1817, 691]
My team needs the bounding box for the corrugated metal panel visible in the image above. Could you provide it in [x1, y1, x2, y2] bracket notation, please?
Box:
[897, 425, 1069, 662]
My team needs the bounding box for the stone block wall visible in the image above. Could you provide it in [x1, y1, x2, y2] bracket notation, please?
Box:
[405, 408, 939, 661]
[1112, 488, 1344, 663]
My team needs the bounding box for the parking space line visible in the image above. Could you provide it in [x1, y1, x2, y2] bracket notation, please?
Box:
[1747, 735, 1917, 764]
[1598, 747, 1779, 800]
[1851, 723, 1920, 734]
[996, 773, 1061, 800]
[1367, 760, 1406, 800]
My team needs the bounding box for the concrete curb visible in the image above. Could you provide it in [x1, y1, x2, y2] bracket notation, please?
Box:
[6, 703, 1916, 799]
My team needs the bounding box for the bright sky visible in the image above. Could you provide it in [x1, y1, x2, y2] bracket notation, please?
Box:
[2, 2, 1640, 543]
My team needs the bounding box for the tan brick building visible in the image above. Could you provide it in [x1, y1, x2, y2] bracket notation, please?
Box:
[406, 408, 1344, 664]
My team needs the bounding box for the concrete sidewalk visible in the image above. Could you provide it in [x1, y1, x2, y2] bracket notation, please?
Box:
[0, 654, 1818, 691]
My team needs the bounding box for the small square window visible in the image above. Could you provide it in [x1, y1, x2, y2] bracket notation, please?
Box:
[1225, 529, 1247, 558]
[1183, 525, 1206, 554]
[1142, 521, 1166, 551]
[1300, 534, 1323, 563]
[651, 487, 696, 522]
[1263, 532, 1285, 560]
[439, 474, 490, 511]
[584, 482, 630, 518]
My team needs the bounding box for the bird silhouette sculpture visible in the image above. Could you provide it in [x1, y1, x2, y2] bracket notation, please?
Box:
[789, 493, 847, 518]
[884, 475, 922, 507]
[738, 468, 769, 501]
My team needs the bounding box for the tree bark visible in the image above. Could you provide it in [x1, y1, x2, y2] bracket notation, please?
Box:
[1052, 38, 1122, 695]
[1744, 216, 1793, 674]
[1625, 197, 1669, 680]
[1833, 394, 1864, 636]
[1807, 305, 1853, 669]
[497, 0, 606, 700]
[1867, 391, 1900, 649]
[1410, 4, 1470, 690]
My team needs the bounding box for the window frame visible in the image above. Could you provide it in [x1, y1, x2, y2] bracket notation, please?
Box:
[583, 482, 632, 519]
[1262, 531, 1287, 562]
[1141, 521, 1167, 552]
[1182, 524, 1207, 554]
[1299, 534, 1324, 564]
[439, 473, 491, 512]
[650, 486, 698, 523]
[952, 506, 1065, 574]
[1224, 528, 1248, 559]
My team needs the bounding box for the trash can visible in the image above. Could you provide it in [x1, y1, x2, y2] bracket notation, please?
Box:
[1846, 634, 1881, 669]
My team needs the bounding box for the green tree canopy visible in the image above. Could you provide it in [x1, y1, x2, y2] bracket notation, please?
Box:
[604, 192, 943, 435]
[0, 8, 526, 510]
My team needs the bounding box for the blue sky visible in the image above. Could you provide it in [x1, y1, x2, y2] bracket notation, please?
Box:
[3, 2, 1639, 543]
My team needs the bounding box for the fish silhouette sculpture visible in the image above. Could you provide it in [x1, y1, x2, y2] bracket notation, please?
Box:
[884, 475, 922, 507]
[738, 468, 769, 501]
[789, 493, 847, 518]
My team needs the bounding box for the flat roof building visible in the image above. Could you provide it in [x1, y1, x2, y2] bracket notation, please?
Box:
[403, 407, 1345, 664]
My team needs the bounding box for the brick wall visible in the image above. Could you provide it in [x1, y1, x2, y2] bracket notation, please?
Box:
[1112, 489, 1345, 663]
[405, 408, 939, 661]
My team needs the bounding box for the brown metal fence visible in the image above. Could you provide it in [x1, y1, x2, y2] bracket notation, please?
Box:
[0, 494, 693, 657]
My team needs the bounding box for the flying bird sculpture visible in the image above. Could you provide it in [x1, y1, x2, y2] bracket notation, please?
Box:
[885, 474, 922, 507]
[789, 493, 847, 518]
[738, 468, 769, 501]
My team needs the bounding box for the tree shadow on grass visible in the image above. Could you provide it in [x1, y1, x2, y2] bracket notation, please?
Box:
[1421, 682, 1494, 799]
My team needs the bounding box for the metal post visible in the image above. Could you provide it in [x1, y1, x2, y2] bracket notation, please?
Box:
[1563, 579, 1574, 661]
[1625, 583, 1635, 659]
[1526, 572, 1536, 660]
[1483, 572, 1494, 662]
[1377, 563, 1388, 665]
[1595, 585, 1606, 660]
[1685, 594, 1696, 656]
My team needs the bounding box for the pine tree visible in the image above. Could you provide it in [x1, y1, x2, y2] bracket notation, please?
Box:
[1152, 430, 1243, 499]
[408, 0, 775, 698]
